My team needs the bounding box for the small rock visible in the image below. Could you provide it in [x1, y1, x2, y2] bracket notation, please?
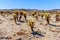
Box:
[16, 38, 22, 40]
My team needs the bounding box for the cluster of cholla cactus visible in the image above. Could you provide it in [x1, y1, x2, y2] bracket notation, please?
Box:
[31, 11, 39, 20]
[12, 10, 51, 25]
[27, 19, 35, 32]
[12, 10, 60, 25]
[0, 10, 10, 17]
[12, 10, 27, 24]
[38, 12, 50, 25]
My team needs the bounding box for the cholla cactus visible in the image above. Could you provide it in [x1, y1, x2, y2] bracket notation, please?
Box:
[0, 10, 2, 15]
[12, 11, 18, 23]
[23, 11, 27, 20]
[56, 13, 60, 22]
[34, 15, 38, 20]
[19, 10, 27, 20]
[18, 11, 22, 22]
[27, 19, 35, 32]
[31, 11, 37, 16]
[40, 13, 44, 19]
[43, 13, 50, 25]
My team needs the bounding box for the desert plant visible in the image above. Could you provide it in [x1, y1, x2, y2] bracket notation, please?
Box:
[34, 15, 38, 20]
[12, 11, 18, 23]
[27, 19, 35, 32]
[43, 13, 50, 25]
[19, 11, 27, 20]
[31, 11, 37, 16]
[0, 11, 3, 15]
[40, 13, 44, 19]
[23, 11, 27, 20]
[56, 13, 60, 22]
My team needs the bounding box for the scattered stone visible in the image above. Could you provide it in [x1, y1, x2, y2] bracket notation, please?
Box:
[16, 38, 22, 40]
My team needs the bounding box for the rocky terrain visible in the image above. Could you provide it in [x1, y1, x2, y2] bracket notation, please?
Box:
[0, 9, 60, 40]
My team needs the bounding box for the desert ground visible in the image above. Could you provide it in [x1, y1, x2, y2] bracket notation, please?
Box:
[0, 9, 60, 40]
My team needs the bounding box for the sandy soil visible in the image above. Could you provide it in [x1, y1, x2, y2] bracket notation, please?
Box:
[0, 14, 60, 40]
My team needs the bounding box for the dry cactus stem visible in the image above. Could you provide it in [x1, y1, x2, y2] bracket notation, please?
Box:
[27, 19, 35, 32]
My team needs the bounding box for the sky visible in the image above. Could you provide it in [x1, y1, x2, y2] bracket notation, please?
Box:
[0, 0, 60, 10]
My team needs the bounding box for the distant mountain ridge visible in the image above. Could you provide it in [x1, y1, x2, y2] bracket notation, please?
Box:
[0, 9, 60, 11]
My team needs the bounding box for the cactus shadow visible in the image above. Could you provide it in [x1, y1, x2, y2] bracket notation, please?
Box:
[31, 31, 44, 37]
[20, 21, 25, 23]
[49, 24, 60, 27]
